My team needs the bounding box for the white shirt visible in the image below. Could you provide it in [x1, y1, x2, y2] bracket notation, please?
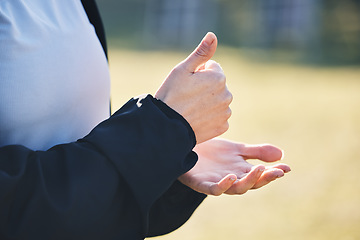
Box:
[0, 0, 111, 150]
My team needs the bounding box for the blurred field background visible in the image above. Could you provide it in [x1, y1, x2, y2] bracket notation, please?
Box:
[97, 0, 360, 239]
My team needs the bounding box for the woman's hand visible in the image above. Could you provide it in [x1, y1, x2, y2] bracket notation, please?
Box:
[155, 32, 232, 144]
[178, 139, 291, 196]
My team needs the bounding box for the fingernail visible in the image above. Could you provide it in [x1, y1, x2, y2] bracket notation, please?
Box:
[258, 167, 265, 172]
[202, 32, 214, 47]
[229, 176, 236, 181]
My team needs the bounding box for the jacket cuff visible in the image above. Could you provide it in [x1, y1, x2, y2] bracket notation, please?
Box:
[150, 97, 197, 145]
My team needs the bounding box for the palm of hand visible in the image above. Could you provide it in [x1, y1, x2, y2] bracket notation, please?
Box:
[178, 139, 290, 196]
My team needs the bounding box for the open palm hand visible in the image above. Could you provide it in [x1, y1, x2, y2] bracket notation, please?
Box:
[179, 138, 291, 196]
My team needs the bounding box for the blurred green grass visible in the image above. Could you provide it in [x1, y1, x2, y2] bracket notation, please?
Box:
[108, 46, 360, 240]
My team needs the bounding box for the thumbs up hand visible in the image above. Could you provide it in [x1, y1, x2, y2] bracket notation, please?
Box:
[155, 32, 233, 144]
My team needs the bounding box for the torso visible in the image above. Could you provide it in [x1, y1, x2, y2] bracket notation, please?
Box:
[0, 0, 110, 150]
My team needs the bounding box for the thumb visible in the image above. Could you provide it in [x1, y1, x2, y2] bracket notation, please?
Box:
[237, 143, 284, 162]
[182, 32, 218, 73]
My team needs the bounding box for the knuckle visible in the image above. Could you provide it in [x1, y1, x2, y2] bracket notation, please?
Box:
[227, 91, 233, 104]
[225, 108, 232, 119]
[219, 92, 232, 109]
[224, 122, 230, 132]
[208, 71, 225, 86]
[195, 45, 208, 58]
[215, 72, 226, 85]
[217, 121, 229, 135]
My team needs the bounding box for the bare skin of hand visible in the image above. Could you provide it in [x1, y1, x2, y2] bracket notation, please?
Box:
[178, 138, 291, 196]
[155, 32, 232, 144]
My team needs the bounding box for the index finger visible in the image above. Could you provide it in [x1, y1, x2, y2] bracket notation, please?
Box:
[203, 60, 224, 73]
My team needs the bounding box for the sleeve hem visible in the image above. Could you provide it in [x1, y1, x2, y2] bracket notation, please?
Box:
[150, 96, 197, 146]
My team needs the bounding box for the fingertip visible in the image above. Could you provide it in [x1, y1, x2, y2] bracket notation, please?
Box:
[261, 144, 284, 162]
[246, 165, 265, 180]
[227, 174, 237, 182]
[272, 163, 291, 173]
[212, 174, 237, 196]
[200, 32, 217, 49]
[267, 168, 285, 179]
[184, 32, 218, 73]
[220, 174, 237, 186]
[254, 164, 266, 172]
[276, 170, 285, 178]
[207, 32, 216, 37]
[203, 32, 217, 45]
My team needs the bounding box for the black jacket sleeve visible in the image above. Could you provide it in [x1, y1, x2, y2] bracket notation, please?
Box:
[0, 95, 204, 240]
[147, 180, 206, 238]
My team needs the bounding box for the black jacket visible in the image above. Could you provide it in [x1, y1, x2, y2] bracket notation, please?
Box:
[0, 96, 206, 239]
[0, 1, 206, 239]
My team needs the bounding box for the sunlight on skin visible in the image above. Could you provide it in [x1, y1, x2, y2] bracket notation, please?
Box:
[179, 138, 290, 196]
